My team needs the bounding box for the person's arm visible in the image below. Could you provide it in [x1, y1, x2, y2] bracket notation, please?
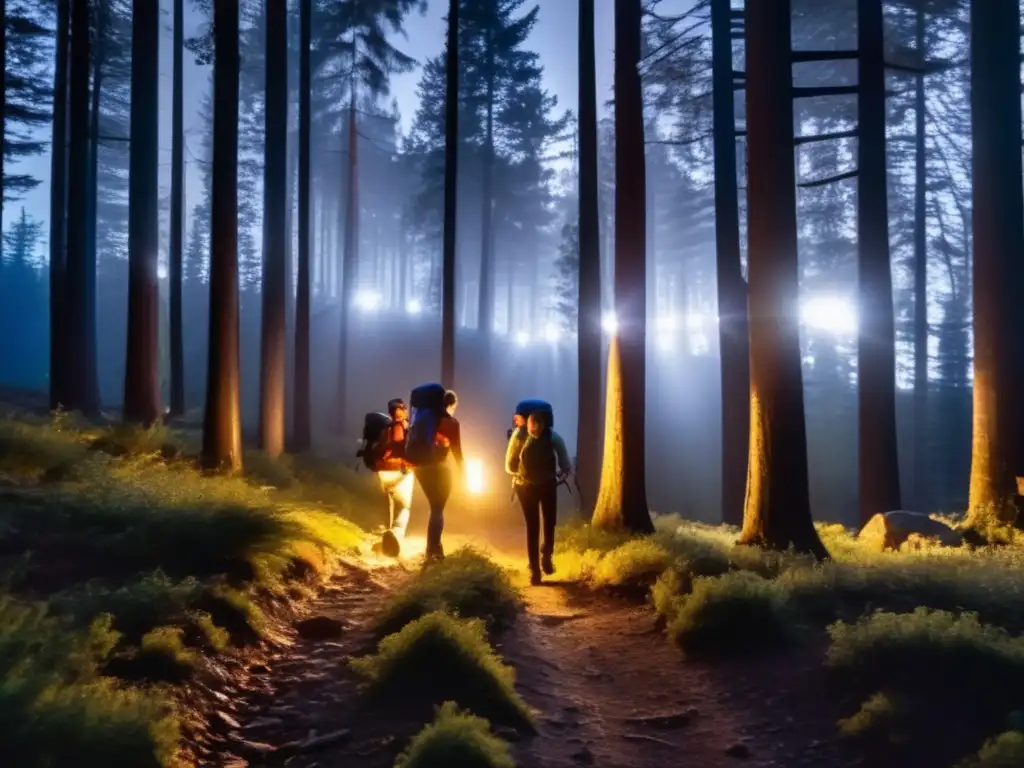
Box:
[552, 432, 572, 476]
[448, 417, 465, 469]
[504, 431, 521, 475]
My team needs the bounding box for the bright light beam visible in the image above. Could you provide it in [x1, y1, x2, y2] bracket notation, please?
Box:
[602, 311, 618, 335]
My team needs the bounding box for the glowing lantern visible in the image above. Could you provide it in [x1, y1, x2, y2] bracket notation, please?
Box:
[466, 458, 485, 495]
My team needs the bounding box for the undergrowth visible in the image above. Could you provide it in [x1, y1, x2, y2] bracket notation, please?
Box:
[394, 701, 514, 768]
[374, 548, 520, 637]
[352, 611, 534, 728]
[0, 408, 373, 766]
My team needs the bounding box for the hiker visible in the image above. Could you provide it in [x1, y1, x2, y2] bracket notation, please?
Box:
[375, 398, 413, 558]
[506, 407, 571, 584]
[406, 385, 463, 563]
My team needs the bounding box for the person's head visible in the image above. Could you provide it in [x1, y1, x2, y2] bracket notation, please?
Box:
[513, 413, 526, 429]
[388, 398, 408, 421]
[444, 389, 459, 416]
[527, 410, 549, 437]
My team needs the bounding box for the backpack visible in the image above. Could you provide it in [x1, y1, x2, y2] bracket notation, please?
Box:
[519, 431, 557, 485]
[405, 383, 447, 466]
[357, 412, 391, 471]
[515, 399, 554, 427]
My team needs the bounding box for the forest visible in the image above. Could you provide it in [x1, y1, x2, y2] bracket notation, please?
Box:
[1, 0, 1023, 766]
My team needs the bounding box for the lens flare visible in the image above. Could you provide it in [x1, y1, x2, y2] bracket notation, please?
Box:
[466, 458, 485, 495]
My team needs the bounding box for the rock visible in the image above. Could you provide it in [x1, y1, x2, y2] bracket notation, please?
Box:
[237, 740, 277, 755]
[294, 615, 344, 640]
[159, 442, 182, 461]
[215, 711, 242, 730]
[493, 726, 521, 742]
[298, 729, 351, 752]
[725, 742, 751, 759]
[248, 663, 271, 675]
[858, 510, 962, 552]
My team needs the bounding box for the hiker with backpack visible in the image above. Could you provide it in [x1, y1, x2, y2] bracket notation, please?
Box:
[505, 405, 571, 584]
[405, 384, 463, 563]
[358, 399, 415, 558]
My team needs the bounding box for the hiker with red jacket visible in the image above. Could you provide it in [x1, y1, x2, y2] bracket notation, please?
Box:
[406, 385, 463, 563]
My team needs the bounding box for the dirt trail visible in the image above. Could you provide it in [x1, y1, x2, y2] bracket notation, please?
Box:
[209, 525, 866, 768]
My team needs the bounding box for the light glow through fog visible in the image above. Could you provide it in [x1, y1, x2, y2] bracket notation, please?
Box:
[543, 323, 560, 343]
[602, 311, 619, 334]
[405, 298, 422, 315]
[514, 331, 530, 347]
[801, 295, 857, 334]
[354, 290, 382, 311]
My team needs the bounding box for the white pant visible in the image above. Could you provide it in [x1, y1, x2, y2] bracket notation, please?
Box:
[377, 470, 414, 538]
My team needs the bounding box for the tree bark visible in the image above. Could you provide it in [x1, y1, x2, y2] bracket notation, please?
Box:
[293, 0, 312, 451]
[124, 0, 162, 425]
[477, 23, 495, 345]
[912, 5, 928, 511]
[710, 0, 749, 527]
[202, 0, 243, 472]
[856, 0, 901, 524]
[49, 0, 70, 411]
[65, 0, 101, 417]
[738, 0, 827, 559]
[169, 0, 185, 417]
[259, 0, 287, 457]
[593, 0, 653, 534]
[440, 0, 459, 389]
[576, 0, 602, 513]
[336, 90, 358, 433]
[966, 0, 1024, 525]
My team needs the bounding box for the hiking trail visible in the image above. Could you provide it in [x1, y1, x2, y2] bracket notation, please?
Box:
[197, 527, 865, 768]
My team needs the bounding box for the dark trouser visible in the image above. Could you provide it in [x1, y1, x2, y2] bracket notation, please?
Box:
[516, 482, 557, 572]
[415, 464, 452, 557]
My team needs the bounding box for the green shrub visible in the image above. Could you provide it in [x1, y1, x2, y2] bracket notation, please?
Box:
[0, 599, 180, 767]
[826, 608, 1024, 705]
[375, 548, 520, 637]
[352, 611, 533, 728]
[395, 702, 514, 768]
[667, 572, 795, 657]
[837, 691, 908, 744]
[958, 731, 1024, 768]
[591, 539, 673, 588]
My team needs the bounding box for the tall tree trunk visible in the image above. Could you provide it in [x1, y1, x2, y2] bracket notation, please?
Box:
[169, 0, 185, 416]
[710, 0, 748, 527]
[477, 26, 495, 343]
[65, 0, 101, 417]
[1, 0, 6, 252]
[593, 0, 653, 534]
[337, 89, 358, 433]
[576, 0, 602, 511]
[738, 0, 827, 559]
[912, 6, 928, 511]
[85, 1, 104, 324]
[856, 0, 901, 525]
[259, 0, 287, 457]
[440, 0, 459, 388]
[966, 0, 1024, 526]
[202, 0, 242, 472]
[293, 0, 312, 451]
[49, 0, 71, 411]
[124, 0, 162, 425]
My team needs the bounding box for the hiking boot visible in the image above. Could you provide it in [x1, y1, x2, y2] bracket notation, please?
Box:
[381, 530, 401, 558]
[530, 569, 543, 586]
[541, 555, 555, 575]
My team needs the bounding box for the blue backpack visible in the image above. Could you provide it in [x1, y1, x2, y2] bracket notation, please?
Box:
[405, 383, 447, 466]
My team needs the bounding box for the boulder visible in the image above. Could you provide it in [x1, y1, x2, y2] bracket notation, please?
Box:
[858, 510, 962, 552]
[294, 615, 344, 640]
